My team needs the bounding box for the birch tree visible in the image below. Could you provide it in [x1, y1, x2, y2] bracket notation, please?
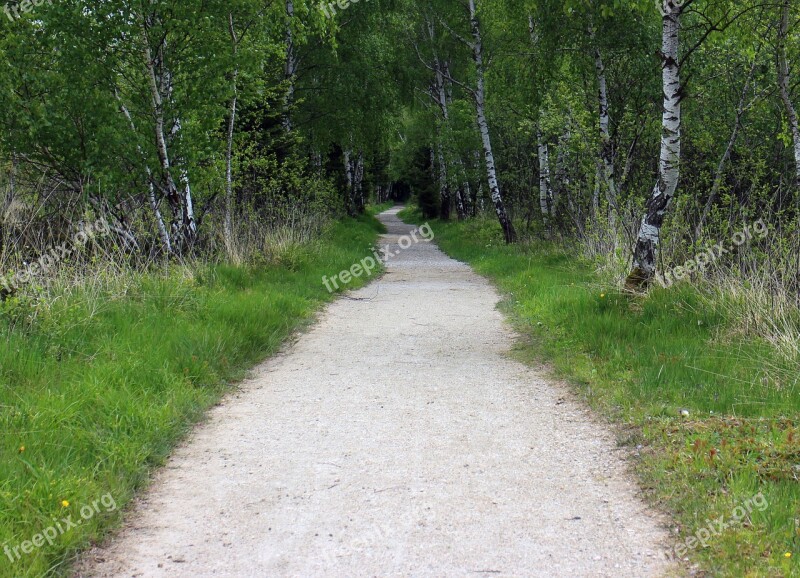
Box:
[436, 0, 516, 242]
[626, 0, 684, 288]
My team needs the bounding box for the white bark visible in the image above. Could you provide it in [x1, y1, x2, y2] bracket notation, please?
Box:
[592, 39, 620, 228]
[777, 0, 800, 187]
[140, 24, 185, 251]
[554, 128, 571, 210]
[456, 156, 470, 219]
[469, 0, 515, 242]
[537, 129, 551, 221]
[628, 2, 682, 284]
[225, 13, 239, 255]
[179, 164, 196, 241]
[592, 164, 601, 222]
[436, 139, 451, 219]
[354, 151, 365, 213]
[344, 149, 353, 191]
[141, 19, 195, 250]
[344, 148, 355, 215]
[116, 90, 172, 255]
[426, 17, 452, 219]
[283, 0, 297, 133]
[172, 116, 198, 244]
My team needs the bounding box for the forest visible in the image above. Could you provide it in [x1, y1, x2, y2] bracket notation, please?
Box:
[1, 0, 799, 575]
[1, 0, 798, 297]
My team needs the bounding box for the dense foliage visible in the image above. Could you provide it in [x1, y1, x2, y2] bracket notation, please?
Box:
[1, 0, 798, 291]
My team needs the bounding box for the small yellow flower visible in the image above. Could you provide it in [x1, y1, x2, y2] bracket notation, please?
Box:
[18, 446, 24, 453]
[61, 500, 70, 508]
[600, 293, 606, 298]
[785, 552, 792, 558]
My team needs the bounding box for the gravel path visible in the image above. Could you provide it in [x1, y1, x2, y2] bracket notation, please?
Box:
[76, 207, 673, 577]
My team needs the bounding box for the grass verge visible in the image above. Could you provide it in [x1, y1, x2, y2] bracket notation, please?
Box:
[400, 207, 799, 577]
[0, 212, 386, 578]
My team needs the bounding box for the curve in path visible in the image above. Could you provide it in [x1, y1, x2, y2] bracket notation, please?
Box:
[77, 207, 672, 577]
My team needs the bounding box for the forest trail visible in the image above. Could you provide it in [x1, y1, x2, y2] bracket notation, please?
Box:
[76, 207, 672, 577]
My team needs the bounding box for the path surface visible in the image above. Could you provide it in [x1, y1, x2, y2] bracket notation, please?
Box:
[77, 207, 672, 577]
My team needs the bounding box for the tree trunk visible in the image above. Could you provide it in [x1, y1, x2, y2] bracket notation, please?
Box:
[593, 41, 620, 212]
[469, 0, 516, 243]
[777, 0, 800, 188]
[437, 140, 451, 220]
[456, 157, 470, 220]
[426, 18, 453, 221]
[225, 14, 240, 257]
[141, 20, 195, 252]
[353, 151, 365, 214]
[537, 129, 552, 223]
[283, 0, 297, 133]
[626, 2, 682, 289]
[553, 128, 571, 212]
[592, 40, 620, 240]
[178, 165, 197, 248]
[344, 148, 355, 216]
[116, 90, 172, 255]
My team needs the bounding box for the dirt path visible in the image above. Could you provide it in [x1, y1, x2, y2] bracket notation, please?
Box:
[77, 207, 672, 577]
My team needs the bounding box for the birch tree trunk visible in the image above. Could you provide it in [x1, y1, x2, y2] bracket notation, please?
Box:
[456, 157, 470, 220]
[592, 39, 619, 242]
[283, 0, 297, 133]
[777, 0, 800, 188]
[343, 148, 355, 215]
[225, 13, 239, 257]
[141, 22, 192, 253]
[626, 1, 682, 288]
[116, 90, 172, 255]
[469, 0, 516, 243]
[537, 129, 552, 223]
[353, 151, 365, 214]
[426, 18, 453, 220]
[171, 115, 198, 249]
[593, 40, 619, 210]
[554, 128, 571, 212]
[437, 140, 451, 220]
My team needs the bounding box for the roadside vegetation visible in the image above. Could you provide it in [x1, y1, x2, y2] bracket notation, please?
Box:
[400, 206, 799, 576]
[0, 211, 385, 578]
[3, 0, 800, 574]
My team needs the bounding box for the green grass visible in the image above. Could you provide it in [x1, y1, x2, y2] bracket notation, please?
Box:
[0, 212, 386, 578]
[400, 207, 800, 577]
